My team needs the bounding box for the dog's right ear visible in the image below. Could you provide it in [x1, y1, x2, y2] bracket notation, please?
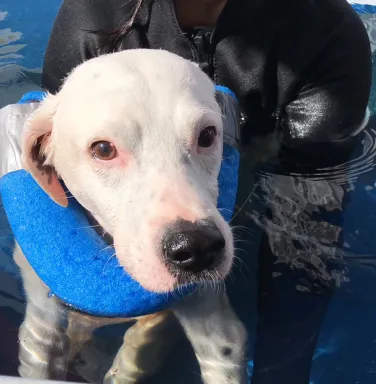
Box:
[21, 93, 68, 208]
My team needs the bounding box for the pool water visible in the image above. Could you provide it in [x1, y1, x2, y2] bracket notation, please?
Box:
[2, 1, 376, 383]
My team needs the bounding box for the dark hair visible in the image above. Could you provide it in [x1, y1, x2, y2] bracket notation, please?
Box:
[92, 0, 144, 54]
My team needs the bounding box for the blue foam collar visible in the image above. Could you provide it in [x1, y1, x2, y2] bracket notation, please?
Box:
[0, 87, 240, 318]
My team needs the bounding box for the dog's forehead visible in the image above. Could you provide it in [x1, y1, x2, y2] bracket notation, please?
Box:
[63, 50, 215, 102]
[55, 50, 220, 145]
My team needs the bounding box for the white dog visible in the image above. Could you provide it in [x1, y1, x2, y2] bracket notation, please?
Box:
[10, 49, 247, 383]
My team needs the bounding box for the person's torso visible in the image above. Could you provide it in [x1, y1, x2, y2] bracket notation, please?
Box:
[90, 0, 355, 146]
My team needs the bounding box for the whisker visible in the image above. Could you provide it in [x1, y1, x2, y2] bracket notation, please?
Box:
[102, 252, 117, 275]
[89, 244, 115, 262]
[230, 185, 257, 223]
[218, 207, 234, 214]
[232, 225, 257, 234]
[227, 269, 236, 284]
[74, 224, 102, 230]
[232, 252, 253, 279]
[233, 239, 255, 247]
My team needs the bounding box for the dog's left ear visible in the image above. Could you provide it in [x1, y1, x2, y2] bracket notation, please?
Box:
[21, 93, 68, 208]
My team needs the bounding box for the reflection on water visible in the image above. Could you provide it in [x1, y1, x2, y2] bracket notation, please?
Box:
[237, 125, 376, 289]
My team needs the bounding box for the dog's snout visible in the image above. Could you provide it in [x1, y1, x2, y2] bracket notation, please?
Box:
[162, 219, 225, 273]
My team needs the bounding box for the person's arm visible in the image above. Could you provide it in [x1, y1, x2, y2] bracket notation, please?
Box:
[279, 3, 371, 163]
[42, 0, 137, 94]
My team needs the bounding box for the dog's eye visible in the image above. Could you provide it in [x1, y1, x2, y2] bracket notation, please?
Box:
[91, 141, 117, 160]
[198, 126, 217, 148]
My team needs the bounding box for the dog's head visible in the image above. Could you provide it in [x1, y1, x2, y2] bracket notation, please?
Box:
[21, 49, 234, 292]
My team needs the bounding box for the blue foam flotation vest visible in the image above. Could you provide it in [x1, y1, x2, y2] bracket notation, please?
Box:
[0, 86, 240, 318]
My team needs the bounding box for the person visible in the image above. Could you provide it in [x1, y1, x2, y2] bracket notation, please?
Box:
[40, 0, 372, 383]
[42, 0, 371, 165]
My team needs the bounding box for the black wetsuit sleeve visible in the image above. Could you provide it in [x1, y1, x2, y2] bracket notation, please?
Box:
[41, 0, 134, 94]
[279, 5, 371, 160]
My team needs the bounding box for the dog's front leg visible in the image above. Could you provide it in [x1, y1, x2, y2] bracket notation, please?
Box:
[14, 246, 70, 380]
[173, 290, 248, 384]
[18, 296, 69, 380]
[104, 311, 182, 383]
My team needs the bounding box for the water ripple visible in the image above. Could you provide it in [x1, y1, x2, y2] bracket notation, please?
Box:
[235, 127, 376, 291]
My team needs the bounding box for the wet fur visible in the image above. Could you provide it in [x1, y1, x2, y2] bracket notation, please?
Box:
[14, 49, 247, 383]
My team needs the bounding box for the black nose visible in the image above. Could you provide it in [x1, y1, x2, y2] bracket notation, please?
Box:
[162, 219, 225, 273]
